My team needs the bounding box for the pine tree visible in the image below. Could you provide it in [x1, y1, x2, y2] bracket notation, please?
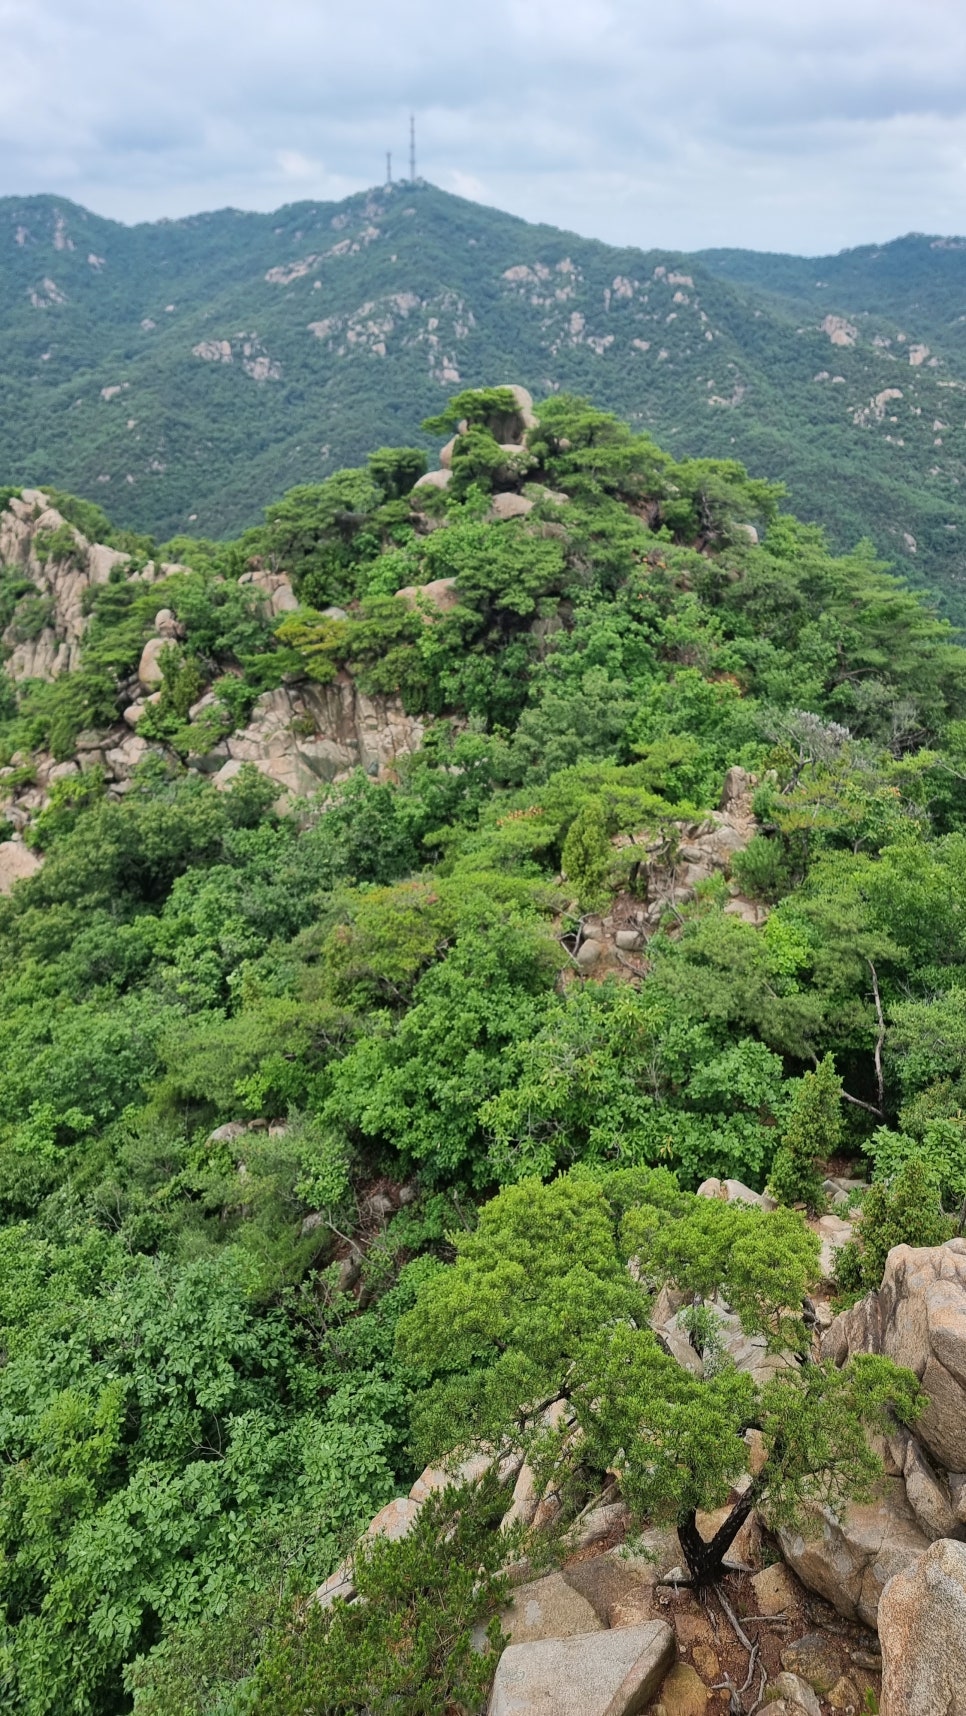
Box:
[769, 1054, 843, 1212]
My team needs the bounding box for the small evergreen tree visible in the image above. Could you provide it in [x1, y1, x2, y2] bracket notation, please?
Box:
[398, 1171, 922, 1588]
[769, 1054, 842, 1211]
[561, 799, 611, 909]
[836, 1156, 955, 1293]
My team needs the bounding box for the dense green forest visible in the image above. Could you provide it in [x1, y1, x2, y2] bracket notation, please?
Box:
[5, 186, 966, 614]
[0, 389, 961, 1712]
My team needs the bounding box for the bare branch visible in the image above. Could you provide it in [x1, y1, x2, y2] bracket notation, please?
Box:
[841, 1088, 884, 1120]
[868, 958, 886, 1113]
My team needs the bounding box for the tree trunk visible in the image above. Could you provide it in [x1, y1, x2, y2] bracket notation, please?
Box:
[677, 1489, 757, 1586]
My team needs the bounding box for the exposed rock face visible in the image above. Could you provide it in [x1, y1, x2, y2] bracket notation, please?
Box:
[488, 492, 534, 522]
[777, 1483, 931, 1628]
[412, 467, 452, 491]
[0, 491, 119, 679]
[214, 677, 426, 797]
[499, 1572, 603, 1646]
[237, 566, 299, 615]
[0, 490, 192, 685]
[766, 1672, 821, 1714]
[0, 840, 42, 894]
[413, 382, 542, 518]
[394, 576, 460, 614]
[823, 1240, 966, 1477]
[137, 636, 171, 691]
[651, 1281, 796, 1391]
[878, 1538, 966, 1716]
[487, 1620, 675, 1716]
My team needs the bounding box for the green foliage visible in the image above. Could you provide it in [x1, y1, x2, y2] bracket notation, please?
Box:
[400, 1167, 921, 1583]
[248, 1477, 515, 1716]
[367, 445, 428, 500]
[0, 380, 965, 1703]
[837, 1157, 955, 1294]
[867, 1121, 966, 1210]
[769, 1055, 842, 1210]
[9, 191, 966, 625]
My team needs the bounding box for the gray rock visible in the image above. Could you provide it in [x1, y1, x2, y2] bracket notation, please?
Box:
[879, 1538, 966, 1716]
[394, 577, 460, 614]
[137, 636, 170, 691]
[487, 1619, 675, 1716]
[153, 607, 181, 639]
[488, 492, 534, 521]
[409, 1448, 511, 1505]
[823, 1239, 966, 1474]
[614, 929, 643, 951]
[778, 1483, 930, 1627]
[779, 1631, 843, 1694]
[412, 467, 452, 492]
[766, 1672, 821, 1714]
[206, 1122, 248, 1145]
[0, 841, 42, 895]
[719, 764, 756, 809]
[567, 1500, 629, 1550]
[575, 937, 605, 970]
[903, 1436, 962, 1540]
[561, 1549, 657, 1628]
[499, 1571, 603, 1646]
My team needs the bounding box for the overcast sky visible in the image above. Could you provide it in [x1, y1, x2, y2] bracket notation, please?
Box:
[2, 0, 966, 255]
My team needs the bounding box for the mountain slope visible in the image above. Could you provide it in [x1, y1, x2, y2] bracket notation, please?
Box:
[4, 185, 966, 611]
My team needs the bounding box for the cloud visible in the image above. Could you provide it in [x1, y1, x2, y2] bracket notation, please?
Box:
[1, 0, 965, 252]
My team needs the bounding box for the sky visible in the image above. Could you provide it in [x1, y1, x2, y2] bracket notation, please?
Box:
[2, 0, 966, 255]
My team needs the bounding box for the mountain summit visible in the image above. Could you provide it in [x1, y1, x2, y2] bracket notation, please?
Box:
[4, 184, 966, 610]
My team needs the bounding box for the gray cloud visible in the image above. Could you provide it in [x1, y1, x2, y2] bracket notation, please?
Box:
[1, 0, 965, 252]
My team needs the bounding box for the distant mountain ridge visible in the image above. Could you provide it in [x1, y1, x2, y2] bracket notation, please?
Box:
[4, 183, 966, 613]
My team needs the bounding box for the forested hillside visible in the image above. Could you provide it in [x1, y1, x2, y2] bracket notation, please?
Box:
[0, 388, 962, 1712]
[5, 186, 966, 614]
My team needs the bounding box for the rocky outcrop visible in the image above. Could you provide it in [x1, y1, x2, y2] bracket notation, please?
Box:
[775, 1241, 966, 1625]
[487, 1621, 675, 1716]
[777, 1485, 932, 1630]
[212, 676, 426, 798]
[411, 385, 552, 522]
[0, 490, 121, 678]
[0, 490, 188, 683]
[393, 576, 460, 614]
[823, 1239, 966, 1477]
[878, 1538, 966, 1716]
[0, 839, 42, 894]
[570, 779, 763, 978]
[237, 566, 299, 615]
[651, 1279, 797, 1392]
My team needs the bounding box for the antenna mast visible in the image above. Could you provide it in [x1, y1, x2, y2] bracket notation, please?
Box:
[386, 150, 392, 184]
[409, 114, 416, 182]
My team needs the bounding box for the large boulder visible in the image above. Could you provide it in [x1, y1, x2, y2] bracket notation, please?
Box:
[879, 1538, 966, 1715]
[394, 577, 460, 614]
[498, 1571, 603, 1646]
[487, 1620, 675, 1716]
[777, 1482, 931, 1627]
[0, 490, 135, 682]
[823, 1240, 966, 1474]
[0, 840, 42, 894]
[488, 493, 534, 522]
[215, 679, 426, 796]
[412, 467, 452, 492]
[137, 636, 171, 692]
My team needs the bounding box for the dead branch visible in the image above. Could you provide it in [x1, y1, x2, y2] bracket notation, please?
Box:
[868, 958, 886, 1112]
